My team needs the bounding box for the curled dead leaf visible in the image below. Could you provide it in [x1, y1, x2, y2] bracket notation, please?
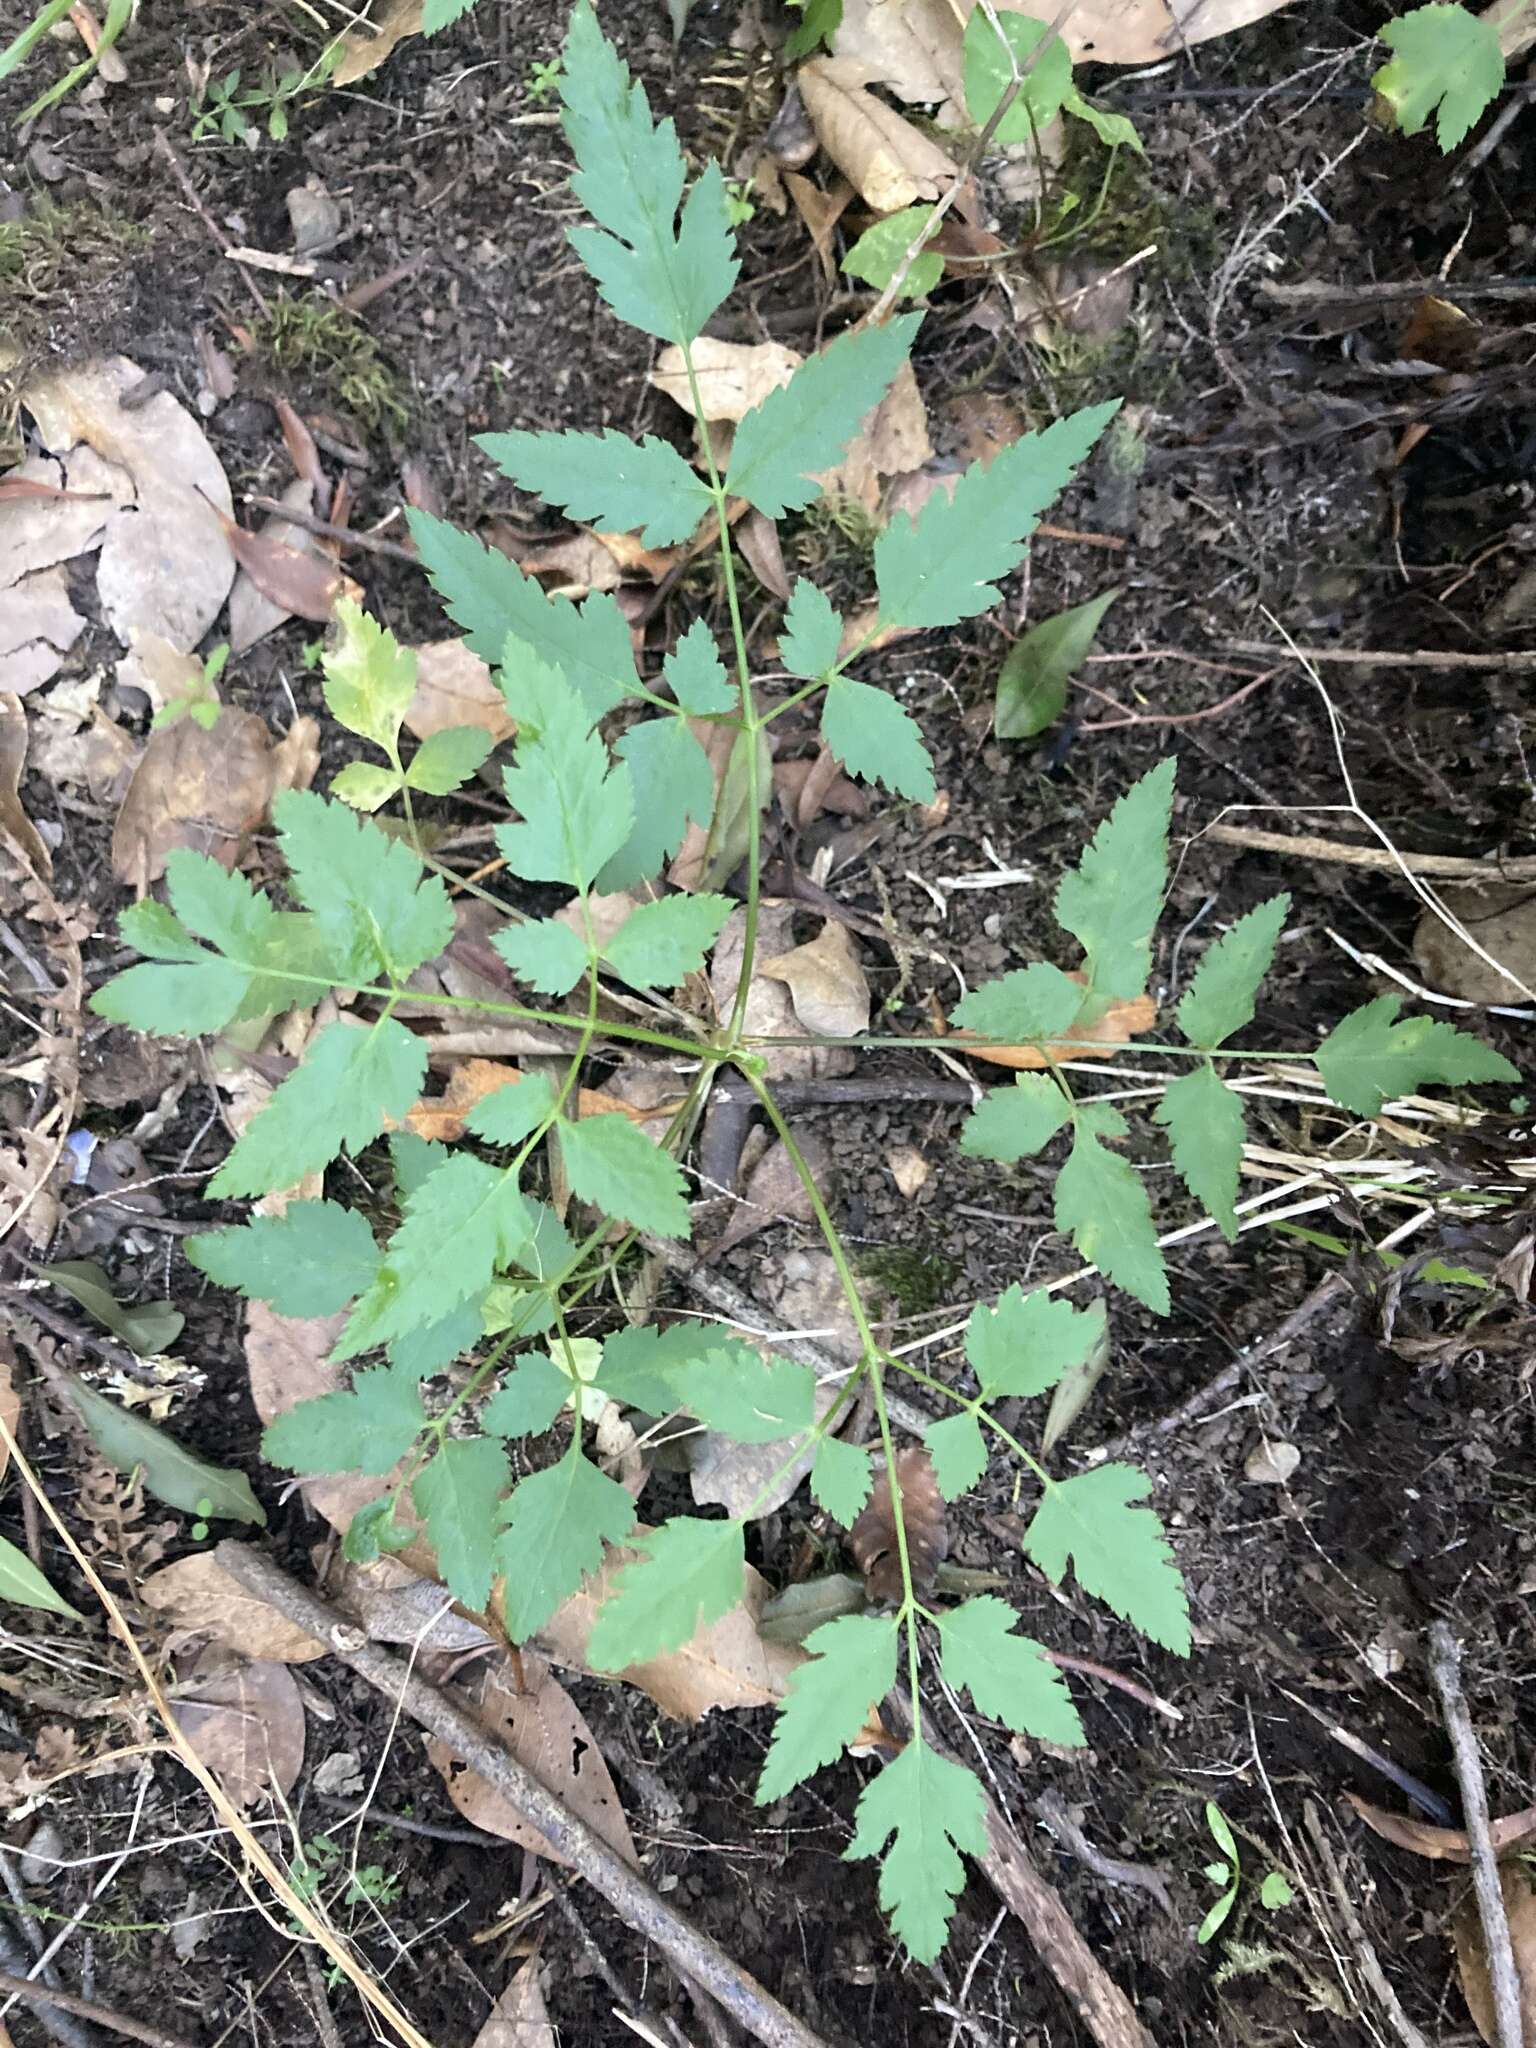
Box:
[651, 337, 801, 424]
[851, 1448, 948, 1603]
[759, 918, 870, 1039]
[797, 57, 958, 213]
[141, 1553, 326, 1663]
[1345, 1792, 1536, 1864]
[404, 639, 515, 745]
[334, 0, 422, 84]
[710, 903, 854, 1082]
[0, 692, 50, 875]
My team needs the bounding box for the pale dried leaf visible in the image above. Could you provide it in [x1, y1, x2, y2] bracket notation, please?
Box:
[1243, 1438, 1300, 1485]
[1345, 1793, 1536, 1865]
[782, 170, 854, 284]
[817, 360, 933, 514]
[1454, 1862, 1536, 2047]
[518, 530, 626, 597]
[334, 0, 422, 84]
[886, 1144, 929, 1197]
[110, 707, 283, 892]
[336, 1557, 494, 1653]
[0, 1340, 18, 1486]
[426, 1650, 638, 1868]
[473, 1960, 555, 2048]
[1414, 885, 1536, 1008]
[170, 1648, 306, 1804]
[405, 639, 515, 745]
[831, 0, 968, 114]
[244, 1303, 404, 1538]
[759, 918, 870, 1038]
[0, 692, 50, 875]
[651, 338, 801, 423]
[954, 0, 1297, 64]
[709, 903, 854, 1081]
[797, 58, 958, 213]
[114, 630, 204, 716]
[736, 508, 791, 599]
[141, 1554, 326, 1663]
[0, 450, 125, 586]
[851, 1447, 947, 1602]
[595, 1398, 647, 1498]
[0, 567, 86, 695]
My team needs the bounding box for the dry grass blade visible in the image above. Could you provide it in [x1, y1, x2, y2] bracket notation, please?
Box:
[851, 1448, 948, 1602]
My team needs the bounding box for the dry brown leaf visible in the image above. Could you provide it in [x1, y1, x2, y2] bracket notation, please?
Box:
[114, 630, 204, 717]
[783, 170, 855, 284]
[141, 1553, 326, 1663]
[851, 1448, 948, 1602]
[399, 1059, 638, 1143]
[957, 980, 1157, 1070]
[736, 508, 792, 599]
[334, 1557, 494, 1653]
[709, 902, 853, 1082]
[797, 57, 958, 213]
[517, 530, 626, 597]
[818, 358, 933, 513]
[273, 397, 327, 509]
[110, 706, 286, 893]
[169, 1647, 306, 1805]
[334, 0, 422, 84]
[0, 692, 50, 876]
[404, 640, 515, 745]
[0, 567, 87, 695]
[0, 448, 128, 586]
[700, 1131, 828, 1261]
[473, 1960, 555, 2048]
[950, 0, 1298, 64]
[1345, 1793, 1536, 1865]
[774, 746, 869, 827]
[651, 337, 801, 423]
[886, 1144, 929, 1198]
[668, 716, 761, 896]
[426, 1650, 638, 1869]
[830, 0, 968, 114]
[759, 918, 870, 1038]
[0, 1340, 19, 1487]
[1454, 1862, 1536, 2046]
[216, 508, 350, 625]
[1413, 886, 1536, 1008]
[227, 480, 333, 654]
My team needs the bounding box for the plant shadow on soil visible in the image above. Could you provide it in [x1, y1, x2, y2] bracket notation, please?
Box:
[1, 1, 1533, 2043]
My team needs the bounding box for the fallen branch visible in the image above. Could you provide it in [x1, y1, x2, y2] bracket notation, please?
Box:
[1225, 639, 1536, 673]
[0, 1971, 199, 2048]
[1201, 823, 1536, 882]
[1426, 1622, 1523, 2048]
[214, 1544, 832, 2048]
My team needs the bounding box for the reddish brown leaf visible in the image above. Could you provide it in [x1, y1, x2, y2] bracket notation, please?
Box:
[273, 397, 327, 512]
[1346, 1792, 1536, 1864]
[220, 517, 347, 622]
[1454, 1862, 1536, 2045]
[0, 477, 109, 505]
[851, 1448, 948, 1603]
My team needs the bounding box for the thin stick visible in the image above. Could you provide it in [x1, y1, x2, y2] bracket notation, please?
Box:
[1258, 276, 1536, 303]
[245, 495, 420, 565]
[0, 1972, 199, 2048]
[1077, 671, 1278, 733]
[1201, 822, 1536, 881]
[1426, 1622, 1523, 2048]
[153, 132, 269, 318]
[1226, 638, 1536, 673]
[1303, 1803, 1433, 2048]
[214, 1545, 830, 2048]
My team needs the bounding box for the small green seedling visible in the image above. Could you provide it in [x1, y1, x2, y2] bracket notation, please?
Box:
[524, 56, 564, 103]
[1198, 1801, 1294, 1944]
[292, 1835, 401, 1911]
[189, 43, 343, 147]
[153, 644, 227, 733]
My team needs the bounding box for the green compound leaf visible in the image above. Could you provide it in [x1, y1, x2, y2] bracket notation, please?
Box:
[90, 955, 253, 1039]
[664, 618, 735, 714]
[413, 1434, 510, 1609]
[756, 1613, 898, 1802]
[724, 314, 921, 519]
[1063, 87, 1145, 155]
[464, 1070, 558, 1149]
[937, 1596, 1084, 1744]
[587, 1515, 745, 1668]
[821, 676, 936, 803]
[841, 207, 941, 300]
[186, 1201, 380, 1318]
[1153, 1062, 1246, 1242]
[1176, 893, 1290, 1049]
[92, 854, 294, 1037]
[964, 1285, 1106, 1402]
[389, 1300, 485, 1379]
[560, 0, 738, 343]
[495, 1453, 638, 1642]
[559, 1112, 691, 1237]
[477, 428, 712, 549]
[994, 588, 1119, 740]
[1024, 1463, 1189, 1654]
[0, 1533, 81, 1621]
[924, 1410, 988, 1502]
[1314, 994, 1519, 1119]
[1372, 2, 1504, 150]
[497, 658, 635, 890]
[875, 401, 1117, 630]
[669, 1341, 818, 1442]
[389, 1130, 448, 1201]
[164, 847, 275, 957]
[598, 714, 716, 890]
[274, 790, 454, 983]
[1053, 757, 1175, 1004]
[330, 762, 403, 813]
[263, 1366, 425, 1478]
[961, 5, 1073, 140]
[811, 1434, 873, 1526]
[780, 578, 844, 679]
[482, 1352, 572, 1439]
[406, 512, 637, 717]
[405, 725, 495, 796]
[959, 1073, 1072, 1163]
[322, 598, 415, 750]
[493, 915, 590, 997]
[602, 892, 733, 989]
[1055, 1103, 1169, 1314]
[950, 962, 1084, 1043]
[593, 1322, 714, 1411]
[846, 1737, 989, 1964]
[208, 1018, 426, 1200]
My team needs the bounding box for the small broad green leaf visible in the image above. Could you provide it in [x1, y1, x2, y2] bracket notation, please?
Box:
[587, 1516, 745, 1668]
[1153, 1062, 1246, 1241]
[1053, 757, 1174, 1005]
[322, 598, 416, 750]
[1055, 1104, 1169, 1313]
[1198, 1884, 1239, 1946]
[1205, 1801, 1239, 1863]
[478, 428, 712, 549]
[602, 892, 732, 989]
[1260, 1869, 1294, 1910]
[959, 1073, 1071, 1162]
[482, 1352, 573, 1438]
[846, 1737, 989, 1964]
[821, 676, 935, 803]
[1372, 2, 1504, 150]
[65, 1377, 265, 1524]
[208, 1018, 427, 1200]
[598, 714, 715, 890]
[43, 1260, 183, 1357]
[275, 790, 454, 983]
[1063, 87, 1145, 154]
[560, 0, 738, 343]
[841, 207, 942, 299]
[0, 1533, 81, 1620]
[924, 1410, 987, 1501]
[810, 1434, 872, 1527]
[780, 578, 844, 679]
[187, 1202, 380, 1318]
[950, 963, 1084, 1043]
[994, 589, 1118, 740]
[330, 761, 403, 813]
[756, 1613, 897, 1802]
[406, 512, 637, 717]
[413, 1435, 510, 1608]
[964, 1285, 1105, 1401]
[1314, 994, 1518, 1119]
[263, 1367, 425, 1477]
[962, 7, 1073, 139]
[498, 658, 635, 890]
[786, 0, 841, 59]
[559, 1112, 690, 1236]
[495, 1452, 637, 1641]
[724, 314, 921, 520]
[669, 1341, 817, 1442]
[664, 618, 734, 713]
[1176, 894, 1290, 1049]
[937, 1596, 1083, 1744]
[875, 401, 1118, 630]
[464, 1071, 558, 1148]
[405, 725, 495, 795]
[1024, 1463, 1189, 1653]
[493, 915, 590, 997]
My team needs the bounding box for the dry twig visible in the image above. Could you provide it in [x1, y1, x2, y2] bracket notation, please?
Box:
[0, 1972, 199, 2048]
[1201, 822, 1536, 882]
